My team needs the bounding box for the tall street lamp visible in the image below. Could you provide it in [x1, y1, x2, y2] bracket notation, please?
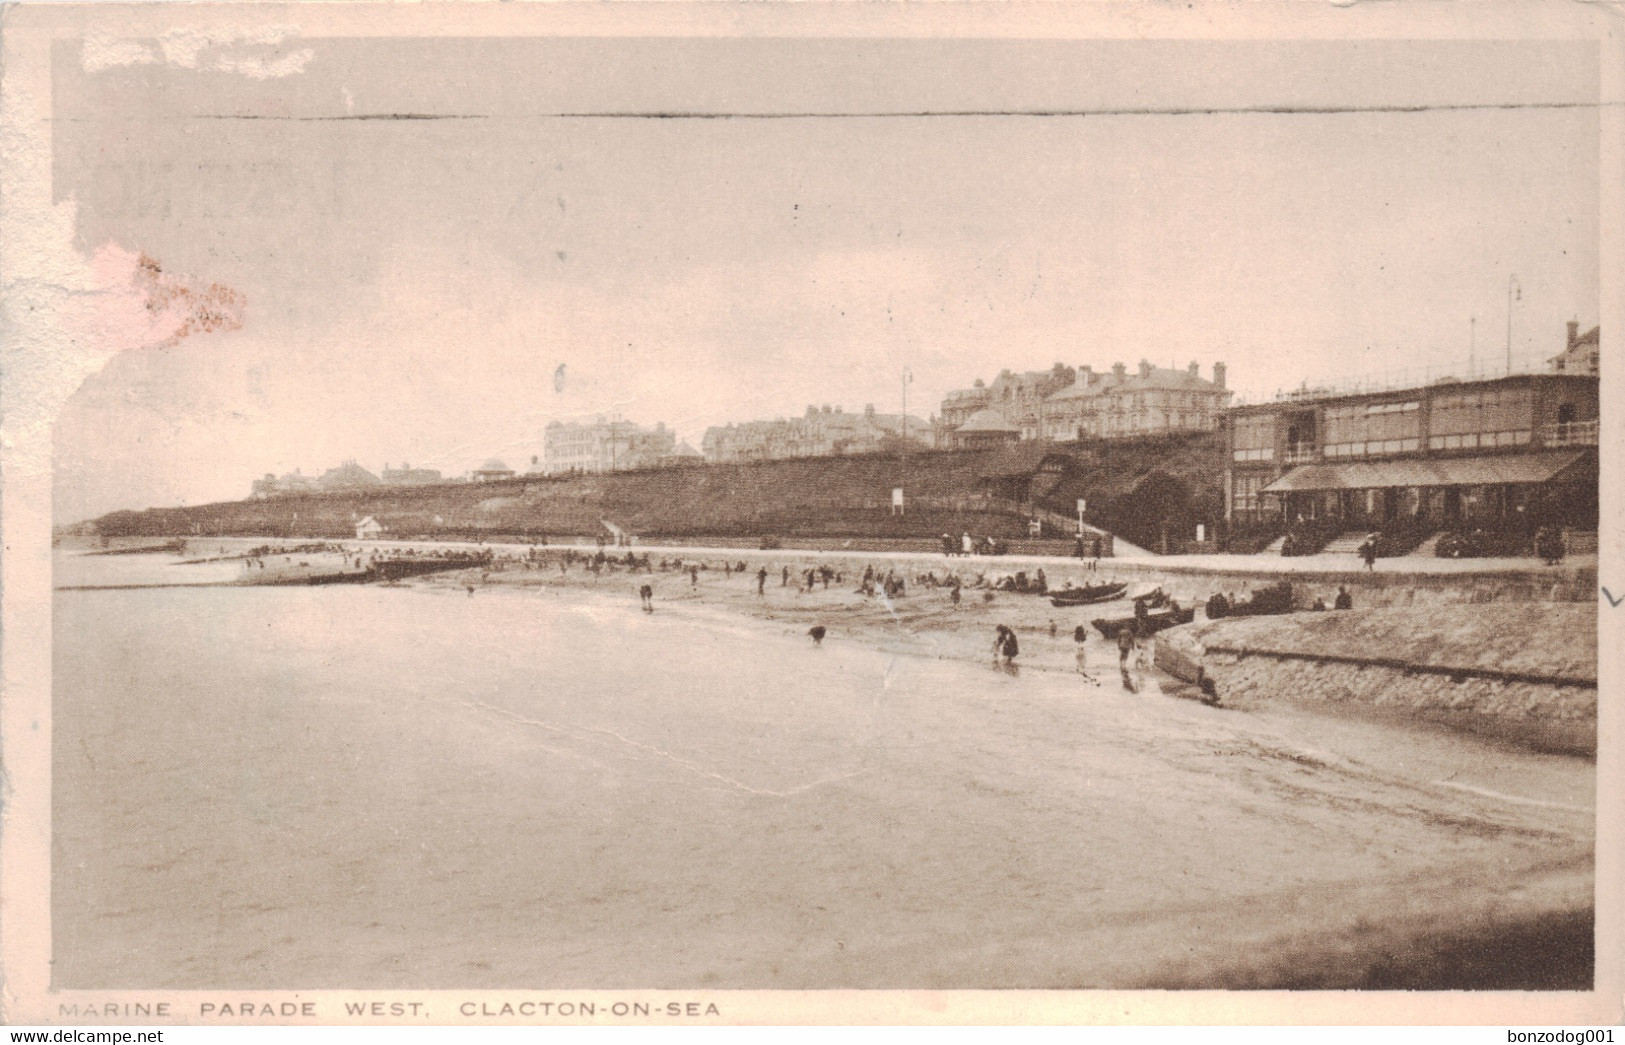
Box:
[1506, 274, 1521, 375]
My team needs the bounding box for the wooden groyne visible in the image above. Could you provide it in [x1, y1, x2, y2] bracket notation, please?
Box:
[77, 541, 185, 557]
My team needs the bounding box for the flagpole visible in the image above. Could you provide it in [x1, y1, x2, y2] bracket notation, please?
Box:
[901, 367, 912, 470]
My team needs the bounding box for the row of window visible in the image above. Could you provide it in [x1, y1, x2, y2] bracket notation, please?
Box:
[1232, 474, 1266, 512]
[1324, 438, 1421, 457]
[1324, 415, 1420, 445]
[1236, 428, 1539, 462]
[1429, 430, 1531, 450]
[1432, 388, 1531, 413]
[1323, 400, 1421, 421]
[1231, 414, 1276, 451]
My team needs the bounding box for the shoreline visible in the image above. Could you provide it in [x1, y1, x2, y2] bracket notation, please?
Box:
[79, 533, 1599, 744]
[404, 545, 1598, 759]
[53, 542, 1597, 990]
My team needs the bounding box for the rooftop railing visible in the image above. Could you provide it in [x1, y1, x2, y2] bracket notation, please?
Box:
[1227, 348, 1573, 408]
[1543, 420, 1599, 448]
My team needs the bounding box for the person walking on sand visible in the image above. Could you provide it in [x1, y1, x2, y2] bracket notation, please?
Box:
[690, 565, 699, 589]
[1118, 624, 1139, 692]
[993, 625, 1019, 666]
[950, 582, 961, 607]
[639, 583, 654, 612]
[1074, 624, 1091, 676]
[757, 566, 768, 595]
[782, 566, 790, 587]
[808, 625, 826, 646]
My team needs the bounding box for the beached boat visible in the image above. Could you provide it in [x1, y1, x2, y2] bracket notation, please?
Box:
[1131, 586, 1170, 609]
[1049, 581, 1128, 607]
[1220, 580, 1295, 618]
[1091, 605, 1197, 639]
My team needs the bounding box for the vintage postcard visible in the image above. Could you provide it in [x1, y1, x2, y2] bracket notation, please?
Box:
[2, 0, 1621, 1028]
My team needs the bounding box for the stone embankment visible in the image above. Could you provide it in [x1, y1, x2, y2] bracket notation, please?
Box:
[1158, 606, 1597, 756]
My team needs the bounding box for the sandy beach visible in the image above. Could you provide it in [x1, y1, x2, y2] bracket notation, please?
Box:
[50, 541, 1596, 990]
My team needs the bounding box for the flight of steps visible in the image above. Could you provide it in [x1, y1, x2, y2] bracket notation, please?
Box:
[1262, 534, 1287, 555]
[1410, 531, 1446, 557]
[1320, 531, 1374, 556]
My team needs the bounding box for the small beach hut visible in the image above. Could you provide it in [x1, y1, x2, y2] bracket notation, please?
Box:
[356, 516, 384, 540]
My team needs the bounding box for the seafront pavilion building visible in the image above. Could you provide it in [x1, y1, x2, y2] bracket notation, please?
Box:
[1224, 365, 1599, 552]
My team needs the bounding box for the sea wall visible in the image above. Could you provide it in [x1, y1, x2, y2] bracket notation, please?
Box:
[1157, 606, 1597, 756]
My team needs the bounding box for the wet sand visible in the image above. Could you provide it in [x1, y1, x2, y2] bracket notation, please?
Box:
[53, 549, 1595, 990]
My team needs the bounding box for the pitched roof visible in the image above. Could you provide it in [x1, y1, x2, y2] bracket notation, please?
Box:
[476, 458, 512, 473]
[1263, 451, 1586, 493]
[956, 408, 1021, 433]
[1045, 380, 1108, 401]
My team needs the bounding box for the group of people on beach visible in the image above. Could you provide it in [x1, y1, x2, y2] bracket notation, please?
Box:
[988, 618, 1149, 691]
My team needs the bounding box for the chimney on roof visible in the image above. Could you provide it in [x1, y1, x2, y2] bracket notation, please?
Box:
[807, 405, 818, 418]
[1188, 361, 1200, 377]
[865, 403, 875, 418]
[1139, 359, 1153, 378]
[1078, 365, 1094, 386]
[1213, 362, 1227, 389]
[1568, 320, 1580, 349]
[1111, 362, 1127, 383]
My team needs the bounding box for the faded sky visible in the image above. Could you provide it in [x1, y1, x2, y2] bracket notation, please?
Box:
[51, 36, 1601, 520]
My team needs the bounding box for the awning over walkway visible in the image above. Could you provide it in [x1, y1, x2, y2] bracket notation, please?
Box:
[1262, 451, 1587, 494]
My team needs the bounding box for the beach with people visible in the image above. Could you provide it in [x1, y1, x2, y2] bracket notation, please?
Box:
[51, 535, 1598, 990]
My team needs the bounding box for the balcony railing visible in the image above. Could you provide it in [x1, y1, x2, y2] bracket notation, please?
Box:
[1543, 420, 1598, 448]
[1282, 445, 1319, 464]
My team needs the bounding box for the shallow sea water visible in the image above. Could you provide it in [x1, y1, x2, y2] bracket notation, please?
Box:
[52, 552, 1595, 989]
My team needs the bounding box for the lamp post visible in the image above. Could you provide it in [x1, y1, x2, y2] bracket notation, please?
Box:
[1506, 274, 1521, 375]
[901, 367, 913, 468]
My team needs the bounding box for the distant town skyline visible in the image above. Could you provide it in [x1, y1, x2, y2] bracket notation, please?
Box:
[49, 36, 1601, 521]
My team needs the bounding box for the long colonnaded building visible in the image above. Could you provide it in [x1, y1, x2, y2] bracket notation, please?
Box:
[1224, 353, 1599, 550]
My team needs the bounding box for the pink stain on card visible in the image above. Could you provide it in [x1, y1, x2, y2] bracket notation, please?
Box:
[132, 252, 246, 346]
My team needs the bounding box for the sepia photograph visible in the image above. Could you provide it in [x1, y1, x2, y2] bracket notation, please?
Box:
[1, 0, 1620, 1027]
